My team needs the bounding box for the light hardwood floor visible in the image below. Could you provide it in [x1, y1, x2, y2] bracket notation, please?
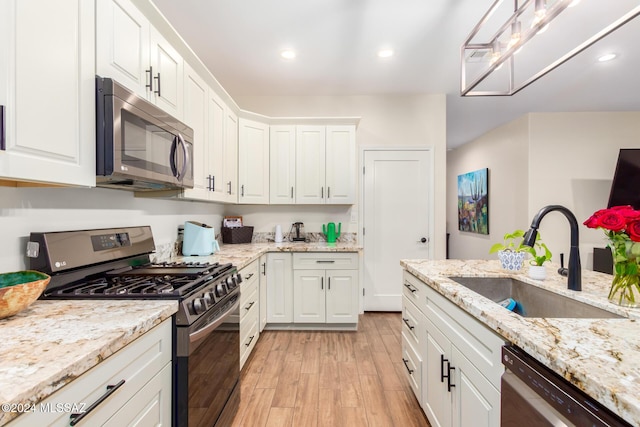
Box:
[229, 312, 430, 426]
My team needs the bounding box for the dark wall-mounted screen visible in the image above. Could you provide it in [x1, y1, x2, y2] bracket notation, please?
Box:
[608, 149, 640, 209]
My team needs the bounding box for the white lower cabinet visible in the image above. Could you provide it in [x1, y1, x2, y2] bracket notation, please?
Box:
[258, 254, 268, 332]
[239, 259, 260, 369]
[401, 271, 504, 427]
[292, 253, 359, 325]
[8, 320, 172, 426]
[265, 252, 294, 323]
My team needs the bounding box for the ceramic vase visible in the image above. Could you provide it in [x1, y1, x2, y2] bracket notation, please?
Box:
[528, 265, 547, 280]
[498, 250, 525, 271]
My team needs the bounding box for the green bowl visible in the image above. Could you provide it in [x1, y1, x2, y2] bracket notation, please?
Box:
[0, 271, 50, 319]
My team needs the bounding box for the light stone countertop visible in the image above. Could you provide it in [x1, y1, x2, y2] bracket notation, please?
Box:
[174, 241, 363, 271]
[0, 300, 177, 426]
[400, 259, 640, 426]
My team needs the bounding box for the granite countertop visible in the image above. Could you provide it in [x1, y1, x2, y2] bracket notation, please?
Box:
[0, 300, 178, 426]
[174, 241, 363, 271]
[400, 259, 640, 426]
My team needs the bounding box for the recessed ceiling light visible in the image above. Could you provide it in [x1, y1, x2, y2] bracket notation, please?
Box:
[280, 50, 296, 60]
[377, 49, 394, 58]
[598, 53, 617, 62]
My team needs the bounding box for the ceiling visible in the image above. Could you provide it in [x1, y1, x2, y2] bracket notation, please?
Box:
[151, 0, 640, 149]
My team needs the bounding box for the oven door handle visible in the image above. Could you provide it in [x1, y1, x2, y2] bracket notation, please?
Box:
[189, 298, 239, 343]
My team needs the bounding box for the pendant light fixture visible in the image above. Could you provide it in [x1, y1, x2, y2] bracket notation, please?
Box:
[461, 0, 640, 96]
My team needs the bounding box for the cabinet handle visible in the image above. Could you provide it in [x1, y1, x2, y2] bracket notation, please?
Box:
[316, 260, 335, 264]
[321, 187, 324, 198]
[0, 105, 5, 150]
[402, 358, 414, 375]
[211, 175, 215, 191]
[245, 273, 254, 280]
[241, 184, 244, 197]
[145, 67, 153, 91]
[154, 72, 161, 97]
[69, 379, 125, 426]
[245, 301, 255, 311]
[328, 187, 330, 198]
[402, 317, 414, 330]
[447, 363, 456, 392]
[291, 186, 294, 199]
[206, 175, 211, 191]
[404, 282, 417, 293]
[245, 335, 255, 347]
[262, 263, 266, 276]
[321, 276, 324, 290]
[328, 277, 331, 290]
[227, 181, 232, 195]
[440, 355, 447, 383]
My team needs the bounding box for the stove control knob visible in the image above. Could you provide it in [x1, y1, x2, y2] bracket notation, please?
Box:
[193, 298, 205, 314]
[235, 273, 243, 284]
[226, 276, 236, 289]
[215, 283, 227, 298]
[204, 292, 215, 305]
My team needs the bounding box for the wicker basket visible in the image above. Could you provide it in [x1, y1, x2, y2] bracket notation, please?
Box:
[221, 226, 254, 244]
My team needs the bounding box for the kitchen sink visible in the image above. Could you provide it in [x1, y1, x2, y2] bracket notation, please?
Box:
[448, 277, 624, 318]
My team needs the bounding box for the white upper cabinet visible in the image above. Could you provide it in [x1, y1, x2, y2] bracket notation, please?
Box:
[148, 27, 183, 119]
[238, 118, 269, 204]
[224, 110, 239, 203]
[207, 91, 227, 202]
[296, 126, 326, 204]
[181, 63, 209, 200]
[326, 125, 356, 204]
[0, 0, 95, 187]
[97, 0, 183, 119]
[269, 125, 296, 204]
[295, 125, 356, 204]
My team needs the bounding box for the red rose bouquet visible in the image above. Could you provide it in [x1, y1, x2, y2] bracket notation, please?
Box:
[583, 205, 640, 306]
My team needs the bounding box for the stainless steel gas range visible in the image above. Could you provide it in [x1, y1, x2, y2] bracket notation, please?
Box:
[28, 226, 240, 427]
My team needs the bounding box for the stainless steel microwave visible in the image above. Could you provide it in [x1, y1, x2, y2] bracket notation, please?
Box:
[96, 76, 194, 191]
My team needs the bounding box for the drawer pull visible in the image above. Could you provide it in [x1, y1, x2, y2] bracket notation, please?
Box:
[69, 379, 125, 425]
[245, 335, 255, 347]
[316, 260, 335, 264]
[402, 317, 414, 330]
[404, 282, 417, 293]
[402, 358, 414, 375]
[244, 301, 255, 311]
[245, 273, 254, 280]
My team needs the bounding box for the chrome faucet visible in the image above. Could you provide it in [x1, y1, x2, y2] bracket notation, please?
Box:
[522, 205, 582, 291]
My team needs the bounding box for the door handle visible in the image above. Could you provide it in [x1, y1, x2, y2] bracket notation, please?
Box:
[241, 185, 245, 197]
[262, 262, 266, 276]
[404, 282, 417, 293]
[211, 175, 215, 191]
[418, 237, 428, 244]
[175, 133, 188, 181]
[402, 358, 414, 375]
[321, 276, 324, 290]
[402, 317, 414, 330]
[291, 186, 294, 199]
[227, 181, 232, 195]
[327, 187, 330, 198]
[69, 380, 125, 425]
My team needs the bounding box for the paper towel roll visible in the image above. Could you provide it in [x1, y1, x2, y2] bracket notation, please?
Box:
[275, 225, 283, 243]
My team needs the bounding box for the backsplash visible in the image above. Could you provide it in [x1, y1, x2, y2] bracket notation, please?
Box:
[251, 232, 357, 244]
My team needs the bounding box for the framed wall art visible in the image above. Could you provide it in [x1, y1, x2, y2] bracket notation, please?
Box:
[457, 168, 489, 234]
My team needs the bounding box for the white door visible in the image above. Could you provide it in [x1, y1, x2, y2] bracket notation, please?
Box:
[293, 270, 325, 323]
[326, 125, 356, 204]
[270, 125, 296, 204]
[363, 150, 432, 311]
[181, 64, 208, 200]
[238, 118, 269, 204]
[149, 27, 183, 119]
[223, 109, 238, 203]
[326, 270, 359, 323]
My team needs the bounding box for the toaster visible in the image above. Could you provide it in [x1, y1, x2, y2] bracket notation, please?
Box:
[182, 221, 220, 256]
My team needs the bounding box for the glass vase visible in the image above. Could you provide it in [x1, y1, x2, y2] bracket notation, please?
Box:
[608, 246, 640, 307]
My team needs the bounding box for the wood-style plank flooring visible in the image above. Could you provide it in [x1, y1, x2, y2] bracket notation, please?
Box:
[229, 312, 430, 426]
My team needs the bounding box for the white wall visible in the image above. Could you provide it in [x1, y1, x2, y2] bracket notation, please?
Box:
[235, 94, 448, 258]
[0, 186, 224, 272]
[447, 111, 640, 267]
[447, 116, 529, 260]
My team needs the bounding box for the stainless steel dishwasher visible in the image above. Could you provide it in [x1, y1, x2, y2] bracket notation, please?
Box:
[501, 345, 631, 427]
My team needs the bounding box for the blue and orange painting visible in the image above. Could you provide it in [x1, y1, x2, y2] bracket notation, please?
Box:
[457, 168, 489, 235]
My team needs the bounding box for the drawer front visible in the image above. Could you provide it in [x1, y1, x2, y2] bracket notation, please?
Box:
[403, 271, 424, 308]
[240, 307, 259, 369]
[401, 334, 422, 402]
[240, 259, 260, 285]
[239, 280, 259, 322]
[402, 296, 422, 348]
[293, 252, 358, 270]
[8, 320, 172, 427]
